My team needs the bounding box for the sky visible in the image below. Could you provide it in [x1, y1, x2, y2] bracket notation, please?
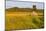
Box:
[6, 0, 44, 9]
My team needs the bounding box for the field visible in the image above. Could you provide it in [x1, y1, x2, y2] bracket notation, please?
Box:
[5, 12, 44, 31]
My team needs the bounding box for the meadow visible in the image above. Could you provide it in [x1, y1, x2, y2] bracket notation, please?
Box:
[5, 12, 44, 31]
[5, 7, 44, 31]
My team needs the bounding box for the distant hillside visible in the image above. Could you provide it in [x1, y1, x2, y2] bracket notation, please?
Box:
[5, 7, 44, 13]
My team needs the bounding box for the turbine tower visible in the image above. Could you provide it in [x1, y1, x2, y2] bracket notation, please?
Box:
[33, 5, 36, 11]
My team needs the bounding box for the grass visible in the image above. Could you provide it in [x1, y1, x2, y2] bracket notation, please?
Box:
[5, 6, 44, 31]
[5, 13, 44, 30]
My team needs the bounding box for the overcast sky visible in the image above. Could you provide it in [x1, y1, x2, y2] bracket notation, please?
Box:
[6, 0, 44, 9]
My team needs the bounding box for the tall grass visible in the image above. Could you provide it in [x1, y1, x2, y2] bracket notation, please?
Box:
[5, 15, 44, 30]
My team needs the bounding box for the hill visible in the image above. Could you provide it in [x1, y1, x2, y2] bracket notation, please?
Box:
[5, 7, 44, 13]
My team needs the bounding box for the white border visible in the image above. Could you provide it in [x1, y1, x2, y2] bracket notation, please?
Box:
[19, 0, 43, 2]
[0, 0, 45, 31]
[0, 0, 5, 31]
